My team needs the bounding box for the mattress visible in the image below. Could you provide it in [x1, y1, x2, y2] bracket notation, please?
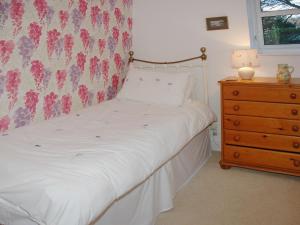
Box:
[0, 99, 215, 225]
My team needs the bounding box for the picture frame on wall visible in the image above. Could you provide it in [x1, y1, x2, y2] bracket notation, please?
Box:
[206, 16, 229, 31]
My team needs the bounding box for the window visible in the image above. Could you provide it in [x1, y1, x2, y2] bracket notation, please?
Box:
[247, 0, 300, 54]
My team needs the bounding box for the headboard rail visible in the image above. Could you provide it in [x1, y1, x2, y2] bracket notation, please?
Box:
[128, 47, 207, 64]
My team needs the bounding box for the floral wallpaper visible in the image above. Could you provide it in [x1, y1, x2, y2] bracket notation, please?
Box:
[0, 0, 133, 133]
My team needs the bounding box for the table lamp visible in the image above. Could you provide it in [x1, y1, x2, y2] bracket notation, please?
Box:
[231, 49, 259, 80]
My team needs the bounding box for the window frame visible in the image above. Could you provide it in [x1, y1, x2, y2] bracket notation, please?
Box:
[247, 0, 300, 55]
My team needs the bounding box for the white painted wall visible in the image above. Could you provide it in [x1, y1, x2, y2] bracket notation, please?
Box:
[132, 0, 300, 150]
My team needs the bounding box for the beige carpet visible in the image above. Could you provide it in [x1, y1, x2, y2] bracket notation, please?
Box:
[156, 151, 300, 225]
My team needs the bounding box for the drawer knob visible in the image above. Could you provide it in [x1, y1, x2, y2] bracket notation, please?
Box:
[290, 158, 300, 167]
[233, 152, 240, 159]
[291, 109, 298, 116]
[290, 93, 297, 99]
[292, 125, 299, 132]
[233, 105, 240, 111]
[233, 120, 240, 126]
[233, 135, 240, 142]
[293, 142, 300, 149]
[232, 90, 239, 96]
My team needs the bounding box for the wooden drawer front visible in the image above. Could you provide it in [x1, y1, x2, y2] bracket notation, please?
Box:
[224, 100, 300, 120]
[223, 85, 300, 103]
[224, 130, 300, 153]
[224, 145, 300, 173]
[224, 115, 300, 136]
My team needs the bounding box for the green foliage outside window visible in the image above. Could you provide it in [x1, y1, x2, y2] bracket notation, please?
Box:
[260, 0, 300, 45]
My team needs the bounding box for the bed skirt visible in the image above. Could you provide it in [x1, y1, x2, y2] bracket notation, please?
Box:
[92, 128, 211, 225]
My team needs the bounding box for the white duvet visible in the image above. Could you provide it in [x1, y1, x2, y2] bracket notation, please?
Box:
[0, 99, 215, 225]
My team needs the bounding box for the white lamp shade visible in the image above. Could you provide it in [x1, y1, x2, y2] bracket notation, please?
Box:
[232, 49, 259, 68]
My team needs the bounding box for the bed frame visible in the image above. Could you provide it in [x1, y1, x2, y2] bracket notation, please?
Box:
[127, 47, 209, 105]
[0, 48, 210, 225]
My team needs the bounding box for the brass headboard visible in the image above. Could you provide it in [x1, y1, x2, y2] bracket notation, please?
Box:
[128, 47, 207, 64]
[127, 47, 209, 105]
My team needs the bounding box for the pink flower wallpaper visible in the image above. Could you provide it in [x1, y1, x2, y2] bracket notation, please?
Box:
[0, 0, 132, 133]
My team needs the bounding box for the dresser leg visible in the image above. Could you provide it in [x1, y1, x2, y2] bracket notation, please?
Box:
[219, 160, 231, 169]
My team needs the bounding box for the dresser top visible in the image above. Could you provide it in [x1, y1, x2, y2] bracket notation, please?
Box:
[219, 77, 300, 87]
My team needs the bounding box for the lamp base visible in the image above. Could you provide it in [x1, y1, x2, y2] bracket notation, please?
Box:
[238, 67, 255, 80]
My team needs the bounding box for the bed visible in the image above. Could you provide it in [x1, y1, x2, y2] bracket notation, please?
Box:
[0, 48, 215, 225]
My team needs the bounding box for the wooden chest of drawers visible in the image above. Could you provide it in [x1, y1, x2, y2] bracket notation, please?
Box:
[219, 77, 300, 176]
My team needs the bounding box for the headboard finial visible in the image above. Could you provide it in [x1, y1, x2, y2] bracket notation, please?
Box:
[200, 47, 207, 61]
[128, 51, 134, 64]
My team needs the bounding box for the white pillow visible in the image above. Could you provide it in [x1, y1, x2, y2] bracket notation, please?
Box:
[184, 74, 196, 101]
[117, 66, 191, 106]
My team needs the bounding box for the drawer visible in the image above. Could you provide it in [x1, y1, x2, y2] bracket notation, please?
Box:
[224, 100, 300, 120]
[224, 115, 300, 136]
[223, 85, 300, 103]
[223, 145, 300, 173]
[224, 129, 300, 153]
